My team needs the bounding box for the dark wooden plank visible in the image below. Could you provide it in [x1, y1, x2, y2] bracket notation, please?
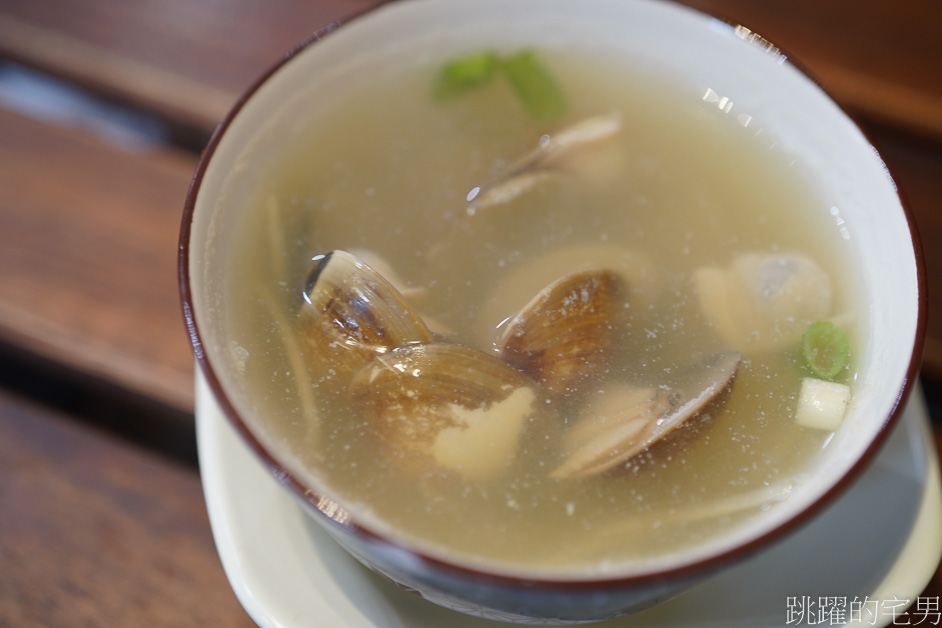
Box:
[677, 0, 942, 139]
[0, 389, 254, 627]
[0, 108, 196, 412]
[0, 0, 382, 134]
[0, 0, 939, 139]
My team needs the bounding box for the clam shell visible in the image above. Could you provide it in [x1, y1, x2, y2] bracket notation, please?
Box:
[469, 112, 623, 212]
[346, 248, 428, 302]
[427, 114, 624, 262]
[477, 243, 662, 350]
[551, 351, 741, 479]
[350, 343, 544, 480]
[498, 269, 625, 398]
[505, 112, 623, 172]
[299, 250, 434, 384]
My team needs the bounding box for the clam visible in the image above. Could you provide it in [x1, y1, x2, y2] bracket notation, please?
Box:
[497, 269, 625, 398]
[427, 114, 624, 263]
[299, 250, 434, 384]
[469, 112, 623, 212]
[477, 243, 662, 349]
[551, 351, 741, 479]
[346, 247, 428, 302]
[695, 253, 832, 354]
[349, 343, 544, 480]
[345, 247, 455, 337]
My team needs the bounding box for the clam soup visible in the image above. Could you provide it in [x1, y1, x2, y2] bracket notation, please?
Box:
[223, 49, 859, 575]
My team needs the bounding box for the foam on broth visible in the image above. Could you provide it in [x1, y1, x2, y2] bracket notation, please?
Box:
[223, 49, 859, 574]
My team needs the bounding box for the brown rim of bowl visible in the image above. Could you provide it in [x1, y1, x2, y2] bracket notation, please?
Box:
[178, 0, 928, 593]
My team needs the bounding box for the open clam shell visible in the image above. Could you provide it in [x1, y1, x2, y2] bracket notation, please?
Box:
[350, 343, 545, 480]
[299, 250, 434, 384]
[498, 269, 626, 398]
[551, 351, 741, 479]
[477, 243, 662, 350]
[469, 112, 623, 212]
[427, 114, 625, 263]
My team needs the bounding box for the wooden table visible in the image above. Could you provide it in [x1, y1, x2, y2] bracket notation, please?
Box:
[0, 1, 939, 625]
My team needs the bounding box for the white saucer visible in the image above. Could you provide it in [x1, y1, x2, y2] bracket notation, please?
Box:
[197, 371, 942, 628]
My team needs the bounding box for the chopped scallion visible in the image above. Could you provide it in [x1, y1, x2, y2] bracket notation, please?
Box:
[800, 321, 850, 380]
[433, 50, 499, 101]
[500, 50, 569, 122]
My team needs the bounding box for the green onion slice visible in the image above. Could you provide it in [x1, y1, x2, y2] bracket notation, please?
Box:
[500, 50, 569, 122]
[433, 50, 499, 101]
[801, 321, 850, 380]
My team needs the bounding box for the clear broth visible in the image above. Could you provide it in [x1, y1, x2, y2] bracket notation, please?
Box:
[224, 50, 858, 574]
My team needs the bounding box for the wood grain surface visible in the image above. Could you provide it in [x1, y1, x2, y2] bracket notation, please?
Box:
[0, 0, 382, 133]
[0, 389, 253, 627]
[1, 0, 939, 140]
[0, 108, 197, 413]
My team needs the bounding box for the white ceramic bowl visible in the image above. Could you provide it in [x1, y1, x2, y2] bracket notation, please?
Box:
[179, 0, 926, 622]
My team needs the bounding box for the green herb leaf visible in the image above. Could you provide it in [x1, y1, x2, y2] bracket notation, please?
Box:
[801, 321, 850, 381]
[499, 50, 568, 122]
[433, 50, 499, 102]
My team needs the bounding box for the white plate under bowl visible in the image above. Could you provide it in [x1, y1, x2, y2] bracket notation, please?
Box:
[197, 370, 941, 627]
